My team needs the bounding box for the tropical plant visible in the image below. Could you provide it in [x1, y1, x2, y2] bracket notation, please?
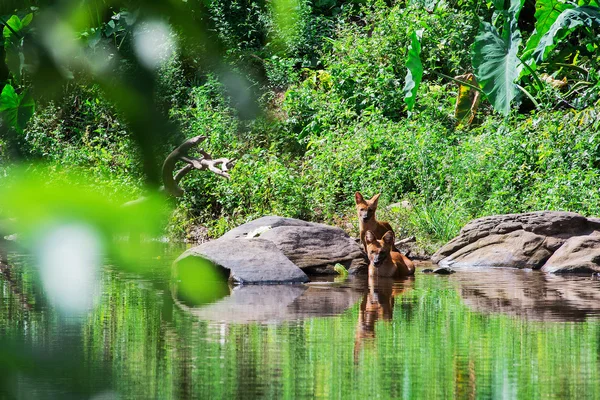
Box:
[0, 12, 36, 133]
[469, 0, 600, 114]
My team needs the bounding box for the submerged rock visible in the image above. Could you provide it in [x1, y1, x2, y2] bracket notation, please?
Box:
[433, 267, 455, 275]
[433, 211, 600, 274]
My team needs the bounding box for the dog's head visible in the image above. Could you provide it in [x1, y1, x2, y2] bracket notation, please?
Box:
[355, 192, 380, 222]
[365, 230, 394, 267]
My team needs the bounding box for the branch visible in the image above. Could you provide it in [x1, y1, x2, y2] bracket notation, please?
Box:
[162, 135, 234, 197]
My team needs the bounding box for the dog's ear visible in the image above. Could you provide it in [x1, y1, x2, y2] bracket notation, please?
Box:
[382, 231, 395, 246]
[355, 191, 365, 204]
[365, 230, 376, 244]
[369, 193, 381, 208]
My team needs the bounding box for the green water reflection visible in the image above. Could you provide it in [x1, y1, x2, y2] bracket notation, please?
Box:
[2, 253, 600, 399]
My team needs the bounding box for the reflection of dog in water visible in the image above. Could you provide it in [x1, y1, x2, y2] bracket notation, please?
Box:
[354, 275, 414, 361]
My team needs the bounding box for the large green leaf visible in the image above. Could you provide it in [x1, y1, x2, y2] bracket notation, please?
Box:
[2, 14, 33, 82]
[402, 30, 423, 112]
[472, 0, 524, 116]
[522, 0, 575, 60]
[533, 6, 600, 64]
[0, 84, 35, 133]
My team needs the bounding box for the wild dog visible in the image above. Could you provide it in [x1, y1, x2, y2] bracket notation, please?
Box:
[355, 191, 394, 253]
[365, 230, 414, 277]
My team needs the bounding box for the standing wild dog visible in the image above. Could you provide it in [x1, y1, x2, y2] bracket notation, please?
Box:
[365, 230, 414, 277]
[355, 191, 394, 253]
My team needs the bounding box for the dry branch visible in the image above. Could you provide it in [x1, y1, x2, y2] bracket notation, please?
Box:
[162, 135, 234, 197]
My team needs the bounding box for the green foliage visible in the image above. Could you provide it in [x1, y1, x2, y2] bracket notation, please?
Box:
[472, 0, 524, 116]
[522, 0, 573, 59]
[403, 30, 423, 112]
[0, 84, 34, 133]
[2, 13, 33, 83]
[532, 5, 600, 64]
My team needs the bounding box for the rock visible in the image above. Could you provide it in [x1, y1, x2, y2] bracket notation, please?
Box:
[221, 216, 368, 274]
[220, 216, 313, 240]
[176, 216, 369, 283]
[433, 267, 455, 275]
[175, 238, 309, 284]
[259, 225, 367, 274]
[541, 235, 600, 274]
[433, 211, 600, 272]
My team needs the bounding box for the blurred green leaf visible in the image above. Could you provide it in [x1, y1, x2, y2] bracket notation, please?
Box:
[0, 167, 170, 275]
[173, 256, 230, 306]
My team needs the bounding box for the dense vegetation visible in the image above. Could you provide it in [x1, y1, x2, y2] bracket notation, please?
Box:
[1, 0, 599, 250]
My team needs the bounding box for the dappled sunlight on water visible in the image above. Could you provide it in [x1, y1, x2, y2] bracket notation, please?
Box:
[2, 252, 600, 399]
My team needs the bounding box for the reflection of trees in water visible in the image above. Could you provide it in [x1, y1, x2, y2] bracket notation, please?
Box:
[354, 276, 415, 361]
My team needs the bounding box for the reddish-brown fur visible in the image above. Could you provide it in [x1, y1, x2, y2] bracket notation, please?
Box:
[365, 230, 414, 278]
[355, 191, 394, 253]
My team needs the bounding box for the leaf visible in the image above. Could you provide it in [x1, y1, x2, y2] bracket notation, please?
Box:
[2, 15, 24, 40]
[472, 0, 524, 115]
[402, 30, 423, 112]
[454, 73, 481, 125]
[522, 0, 575, 60]
[0, 84, 35, 133]
[533, 6, 600, 64]
[2, 14, 33, 82]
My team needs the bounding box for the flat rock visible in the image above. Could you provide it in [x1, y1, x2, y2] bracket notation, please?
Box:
[433, 211, 600, 273]
[175, 238, 309, 284]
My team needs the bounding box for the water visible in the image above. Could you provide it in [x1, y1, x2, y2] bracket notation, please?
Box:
[2, 251, 600, 399]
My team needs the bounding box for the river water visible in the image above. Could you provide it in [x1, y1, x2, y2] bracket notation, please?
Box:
[2, 249, 600, 399]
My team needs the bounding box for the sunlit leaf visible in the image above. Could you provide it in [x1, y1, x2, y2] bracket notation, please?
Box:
[522, 0, 574, 61]
[532, 6, 600, 64]
[2, 14, 33, 82]
[0, 84, 35, 133]
[402, 30, 423, 112]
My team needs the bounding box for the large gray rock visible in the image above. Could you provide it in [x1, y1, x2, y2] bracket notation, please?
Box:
[221, 216, 368, 274]
[433, 211, 600, 273]
[175, 238, 309, 284]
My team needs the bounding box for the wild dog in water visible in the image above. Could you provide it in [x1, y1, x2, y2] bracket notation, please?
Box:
[355, 191, 394, 253]
[365, 230, 414, 277]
